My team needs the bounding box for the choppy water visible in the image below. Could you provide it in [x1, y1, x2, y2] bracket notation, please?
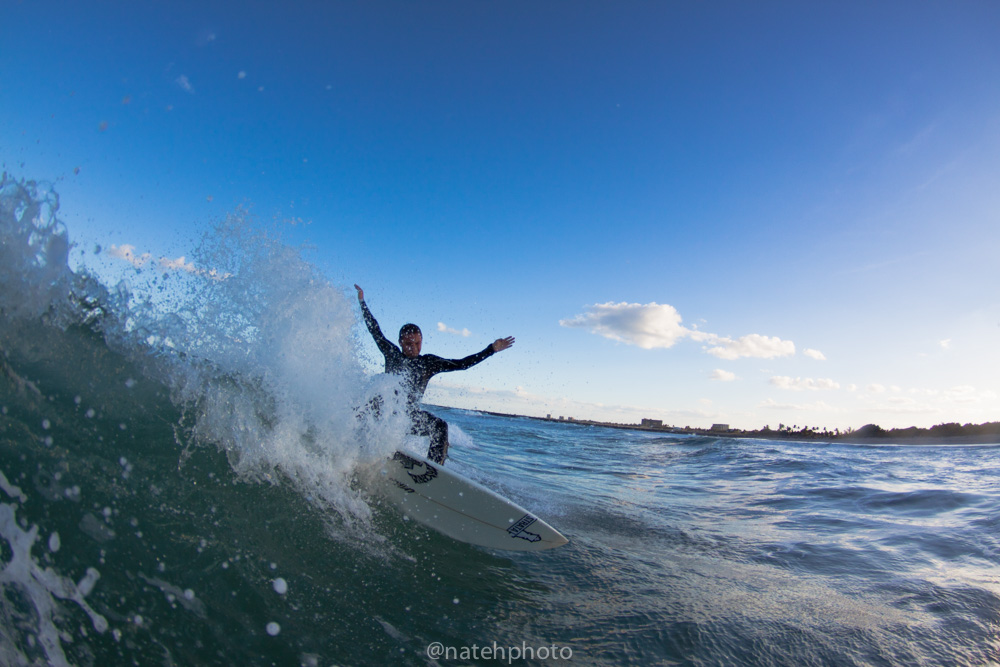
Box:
[2, 176, 999, 666]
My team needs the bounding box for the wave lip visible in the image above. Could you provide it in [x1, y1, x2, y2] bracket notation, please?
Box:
[0, 177, 88, 327]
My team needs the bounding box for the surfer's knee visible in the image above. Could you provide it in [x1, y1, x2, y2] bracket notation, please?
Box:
[427, 418, 449, 464]
[427, 440, 447, 464]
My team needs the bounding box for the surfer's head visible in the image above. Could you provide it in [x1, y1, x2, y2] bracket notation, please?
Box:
[399, 324, 422, 358]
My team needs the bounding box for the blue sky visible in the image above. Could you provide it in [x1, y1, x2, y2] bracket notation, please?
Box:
[4, 1, 999, 430]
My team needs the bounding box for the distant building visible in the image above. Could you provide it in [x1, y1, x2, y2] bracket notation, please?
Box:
[711, 423, 730, 431]
[641, 419, 662, 428]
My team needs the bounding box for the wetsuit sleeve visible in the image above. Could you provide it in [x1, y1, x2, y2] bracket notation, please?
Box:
[359, 300, 399, 358]
[426, 346, 496, 373]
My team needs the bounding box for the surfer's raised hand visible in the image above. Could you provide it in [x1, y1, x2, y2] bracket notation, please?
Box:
[354, 284, 364, 302]
[492, 336, 515, 353]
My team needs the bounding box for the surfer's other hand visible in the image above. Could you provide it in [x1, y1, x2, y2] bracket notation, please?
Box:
[492, 336, 515, 352]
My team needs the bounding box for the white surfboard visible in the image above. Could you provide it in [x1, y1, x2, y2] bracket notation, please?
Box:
[378, 451, 568, 551]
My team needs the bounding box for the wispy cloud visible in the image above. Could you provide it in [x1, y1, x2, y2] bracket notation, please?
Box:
[196, 30, 217, 47]
[711, 369, 737, 382]
[854, 385, 997, 417]
[426, 382, 642, 421]
[758, 398, 836, 413]
[426, 381, 722, 426]
[437, 322, 471, 337]
[836, 251, 929, 277]
[804, 348, 826, 360]
[175, 75, 195, 94]
[770, 376, 841, 391]
[560, 301, 796, 360]
[895, 123, 936, 156]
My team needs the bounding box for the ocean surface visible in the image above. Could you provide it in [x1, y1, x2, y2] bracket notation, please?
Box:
[2, 176, 999, 666]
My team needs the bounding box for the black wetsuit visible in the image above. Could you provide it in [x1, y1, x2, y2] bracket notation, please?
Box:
[360, 299, 495, 463]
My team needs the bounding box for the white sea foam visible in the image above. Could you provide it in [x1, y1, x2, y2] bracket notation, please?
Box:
[0, 500, 108, 666]
[0, 469, 27, 503]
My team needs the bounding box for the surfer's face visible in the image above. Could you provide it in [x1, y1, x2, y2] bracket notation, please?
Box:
[400, 332, 422, 358]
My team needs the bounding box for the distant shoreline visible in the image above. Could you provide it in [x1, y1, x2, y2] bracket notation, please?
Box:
[455, 408, 1000, 446]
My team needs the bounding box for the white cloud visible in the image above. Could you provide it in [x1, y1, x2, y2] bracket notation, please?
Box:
[108, 244, 152, 268]
[700, 333, 795, 360]
[770, 376, 841, 391]
[437, 322, 471, 337]
[107, 244, 228, 280]
[560, 302, 795, 359]
[804, 348, 826, 360]
[710, 369, 737, 382]
[559, 302, 688, 350]
[157, 255, 198, 274]
[940, 339, 952, 350]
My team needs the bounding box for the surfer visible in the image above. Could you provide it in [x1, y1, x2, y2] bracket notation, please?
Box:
[354, 284, 514, 464]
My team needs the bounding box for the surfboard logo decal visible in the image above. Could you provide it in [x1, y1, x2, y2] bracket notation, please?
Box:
[392, 451, 439, 484]
[392, 479, 415, 493]
[507, 514, 542, 542]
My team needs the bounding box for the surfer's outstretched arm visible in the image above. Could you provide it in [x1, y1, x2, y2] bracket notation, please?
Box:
[426, 335, 515, 375]
[354, 284, 397, 357]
